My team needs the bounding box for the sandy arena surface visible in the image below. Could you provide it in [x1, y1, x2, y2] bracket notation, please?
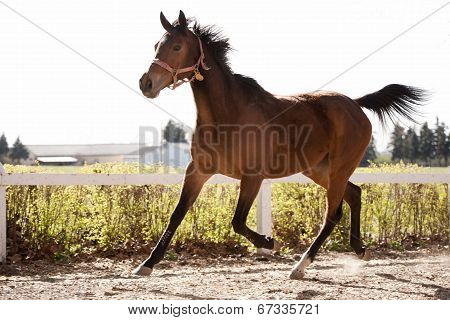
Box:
[0, 249, 449, 300]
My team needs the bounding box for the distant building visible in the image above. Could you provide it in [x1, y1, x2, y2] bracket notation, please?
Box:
[25, 143, 141, 165]
[24, 142, 191, 168]
[36, 156, 79, 166]
[124, 142, 191, 168]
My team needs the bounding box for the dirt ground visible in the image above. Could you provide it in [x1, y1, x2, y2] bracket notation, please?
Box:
[0, 248, 448, 300]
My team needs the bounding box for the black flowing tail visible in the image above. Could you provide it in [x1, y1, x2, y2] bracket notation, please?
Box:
[355, 84, 428, 127]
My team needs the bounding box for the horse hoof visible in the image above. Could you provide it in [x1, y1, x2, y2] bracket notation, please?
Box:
[289, 268, 305, 280]
[273, 240, 282, 252]
[132, 264, 153, 276]
[360, 249, 371, 261]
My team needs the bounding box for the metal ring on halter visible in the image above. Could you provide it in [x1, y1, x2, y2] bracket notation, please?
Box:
[151, 36, 210, 90]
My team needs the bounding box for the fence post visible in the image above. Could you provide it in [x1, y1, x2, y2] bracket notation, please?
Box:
[256, 180, 272, 255]
[0, 162, 6, 263]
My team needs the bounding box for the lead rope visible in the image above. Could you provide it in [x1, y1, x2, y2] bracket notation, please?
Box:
[152, 37, 211, 90]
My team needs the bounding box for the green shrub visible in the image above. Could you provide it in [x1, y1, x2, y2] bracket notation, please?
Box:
[272, 162, 448, 252]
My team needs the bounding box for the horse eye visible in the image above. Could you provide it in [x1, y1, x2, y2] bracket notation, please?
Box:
[173, 45, 181, 51]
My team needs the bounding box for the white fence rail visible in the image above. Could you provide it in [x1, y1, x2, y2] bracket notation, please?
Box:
[0, 163, 449, 262]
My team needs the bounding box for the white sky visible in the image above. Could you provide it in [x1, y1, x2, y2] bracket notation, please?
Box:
[0, 0, 449, 151]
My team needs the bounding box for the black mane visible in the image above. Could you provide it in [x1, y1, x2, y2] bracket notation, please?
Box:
[172, 19, 271, 97]
[192, 22, 233, 74]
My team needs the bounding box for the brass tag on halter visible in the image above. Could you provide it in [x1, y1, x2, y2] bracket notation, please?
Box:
[194, 70, 204, 81]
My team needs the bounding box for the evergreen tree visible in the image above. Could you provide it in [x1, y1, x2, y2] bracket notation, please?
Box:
[418, 122, 435, 166]
[434, 119, 448, 166]
[403, 127, 420, 163]
[0, 133, 9, 163]
[388, 120, 449, 166]
[389, 124, 405, 162]
[9, 137, 29, 164]
[360, 135, 377, 167]
[163, 120, 187, 143]
[447, 132, 450, 166]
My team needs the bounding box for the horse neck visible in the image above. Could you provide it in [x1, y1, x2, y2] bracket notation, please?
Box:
[190, 51, 237, 126]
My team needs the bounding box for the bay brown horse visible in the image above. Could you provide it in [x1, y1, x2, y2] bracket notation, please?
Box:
[135, 11, 426, 279]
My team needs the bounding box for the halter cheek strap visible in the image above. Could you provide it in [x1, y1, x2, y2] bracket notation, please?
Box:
[151, 37, 210, 90]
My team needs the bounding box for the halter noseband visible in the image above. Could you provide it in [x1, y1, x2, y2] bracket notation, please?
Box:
[151, 36, 210, 90]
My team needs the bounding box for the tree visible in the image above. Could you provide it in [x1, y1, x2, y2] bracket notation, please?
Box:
[0, 133, 9, 163]
[434, 119, 448, 166]
[163, 120, 187, 143]
[360, 135, 377, 166]
[9, 137, 29, 164]
[388, 120, 449, 166]
[389, 124, 405, 162]
[403, 127, 420, 163]
[418, 122, 435, 166]
[447, 132, 450, 166]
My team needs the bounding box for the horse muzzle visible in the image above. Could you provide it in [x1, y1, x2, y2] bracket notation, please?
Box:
[139, 72, 166, 99]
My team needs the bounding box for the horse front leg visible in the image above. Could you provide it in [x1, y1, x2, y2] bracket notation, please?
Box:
[232, 175, 281, 251]
[133, 162, 211, 276]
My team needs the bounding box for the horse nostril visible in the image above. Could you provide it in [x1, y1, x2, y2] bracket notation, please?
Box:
[146, 79, 153, 91]
[139, 74, 153, 93]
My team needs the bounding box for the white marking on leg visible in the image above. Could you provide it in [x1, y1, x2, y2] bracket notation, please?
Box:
[132, 263, 153, 276]
[289, 252, 312, 280]
[297, 252, 312, 271]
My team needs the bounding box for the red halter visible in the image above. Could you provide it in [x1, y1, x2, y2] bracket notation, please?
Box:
[151, 37, 211, 90]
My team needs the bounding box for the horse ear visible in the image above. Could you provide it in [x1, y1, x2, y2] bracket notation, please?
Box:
[160, 12, 175, 33]
[178, 10, 187, 28]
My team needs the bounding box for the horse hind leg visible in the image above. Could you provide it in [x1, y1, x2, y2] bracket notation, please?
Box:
[308, 160, 370, 260]
[290, 177, 347, 280]
[344, 182, 370, 260]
